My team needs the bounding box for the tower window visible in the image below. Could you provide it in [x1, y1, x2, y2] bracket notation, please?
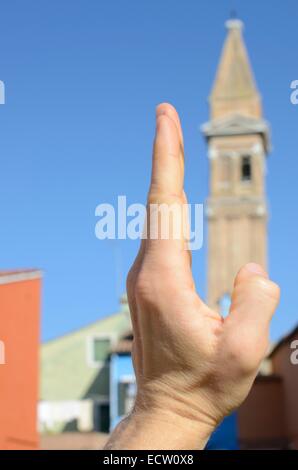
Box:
[241, 155, 252, 182]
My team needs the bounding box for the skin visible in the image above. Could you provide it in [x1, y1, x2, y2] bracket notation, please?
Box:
[105, 103, 280, 450]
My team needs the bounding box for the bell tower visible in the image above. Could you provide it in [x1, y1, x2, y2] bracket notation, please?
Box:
[202, 19, 271, 312]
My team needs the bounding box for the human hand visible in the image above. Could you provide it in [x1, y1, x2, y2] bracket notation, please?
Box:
[105, 103, 280, 450]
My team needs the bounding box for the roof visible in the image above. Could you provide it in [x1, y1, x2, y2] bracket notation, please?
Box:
[201, 114, 271, 153]
[211, 19, 259, 102]
[255, 374, 283, 383]
[0, 269, 42, 285]
[111, 330, 133, 354]
[42, 310, 126, 345]
[41, 311, 130, 401]
[210, 19, 261, 120]
[269, 324, 298, 358]
[43, 292, 130, 345]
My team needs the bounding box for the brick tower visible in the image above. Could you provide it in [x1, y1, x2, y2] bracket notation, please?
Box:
[202, 19, 271, 312]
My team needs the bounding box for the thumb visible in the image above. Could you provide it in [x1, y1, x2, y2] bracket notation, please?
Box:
[225, 263, 280, 350]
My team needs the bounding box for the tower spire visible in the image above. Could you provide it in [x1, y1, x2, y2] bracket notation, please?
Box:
[229, 9, 237, 20]
[210, 18, 261, 120]
[202, 20, 270, 313]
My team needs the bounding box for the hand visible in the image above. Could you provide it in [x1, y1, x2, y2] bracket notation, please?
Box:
[105, 103, 280, 450]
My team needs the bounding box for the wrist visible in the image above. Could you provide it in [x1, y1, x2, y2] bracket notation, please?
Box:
[129, 407, 212, 450]
[105, 406, 214, 450]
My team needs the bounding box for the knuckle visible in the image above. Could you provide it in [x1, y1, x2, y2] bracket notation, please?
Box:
[126, 267, 136, 291]
[127, 262, 145, 304]
[134, 270, 153, 302]
[147, 185, 183, 206]
[227, 336, 261, 376]
[134, 266, 167, 306]
[236, 350, 258, 375]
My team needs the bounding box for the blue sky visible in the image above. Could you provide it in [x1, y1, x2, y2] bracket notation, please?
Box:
[0, 0, 297, 342]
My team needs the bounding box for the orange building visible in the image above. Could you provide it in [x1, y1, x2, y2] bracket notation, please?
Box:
[238, 325, 298, 449]
[0, 270, 41, 450]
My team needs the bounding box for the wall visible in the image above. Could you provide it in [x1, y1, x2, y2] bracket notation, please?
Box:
[238, 375, 286, 448]
[40, 311, 130, 433]
[0, 274, 41, 449]
[39, 400, 94, 433]
[272, 332, 298, 449]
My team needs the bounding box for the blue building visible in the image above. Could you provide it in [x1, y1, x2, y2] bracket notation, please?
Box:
[109, 331, 136, 430]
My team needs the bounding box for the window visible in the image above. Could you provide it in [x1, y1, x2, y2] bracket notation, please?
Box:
[93, 338, 110, 363]
[241, 155, 252, 182]
[87, 336, 111, 367]
[94, 402, 110, 433]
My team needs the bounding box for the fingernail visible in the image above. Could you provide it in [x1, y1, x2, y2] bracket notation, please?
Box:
[245, 262, 268, 278]
[155, 106, 167, 138]
[156, 105, 166, 118]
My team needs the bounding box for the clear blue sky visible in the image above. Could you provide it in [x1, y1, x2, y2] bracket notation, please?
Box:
[0, 0, 297, 342]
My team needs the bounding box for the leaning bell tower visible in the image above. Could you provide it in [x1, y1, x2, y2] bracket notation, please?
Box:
[202, 19, 271, 312]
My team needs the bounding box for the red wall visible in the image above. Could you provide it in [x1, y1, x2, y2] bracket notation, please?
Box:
[0, 276, 41, 449]
[272, 333, 298, 449]
[238, 376, 286, 448]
